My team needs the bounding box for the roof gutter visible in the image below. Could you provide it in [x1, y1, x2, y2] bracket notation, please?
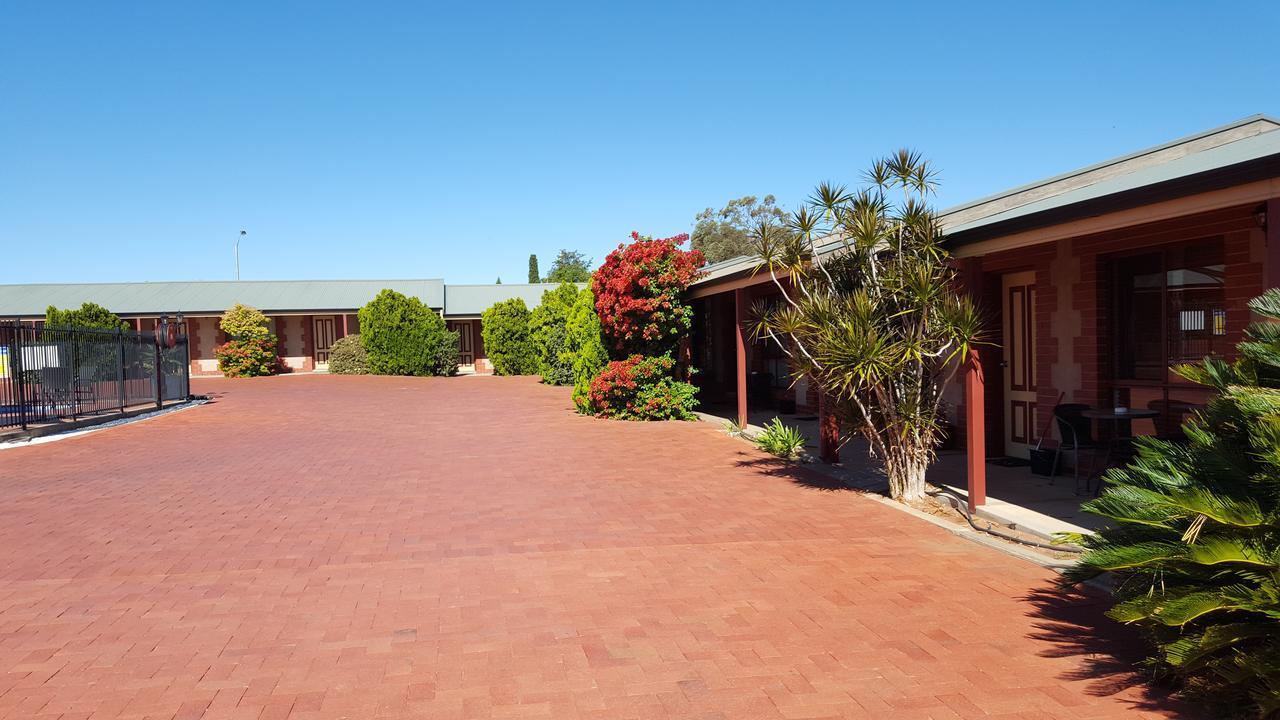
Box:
[945, 153, 1280, 249]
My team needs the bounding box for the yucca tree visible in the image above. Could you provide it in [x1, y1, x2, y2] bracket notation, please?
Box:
[1062, 290, 1280, 716]
[749, 151, 984, 501]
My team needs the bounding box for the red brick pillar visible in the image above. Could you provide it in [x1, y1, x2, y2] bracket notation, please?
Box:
[301, 315, 315, 371]
[272, 316, 286, 369]
[734, 288, 749, 429]
[187, 317, 200, 375]
[965, 349, 987, 512]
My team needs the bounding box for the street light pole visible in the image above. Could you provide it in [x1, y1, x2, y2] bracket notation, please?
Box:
[236, 229, 246, 280]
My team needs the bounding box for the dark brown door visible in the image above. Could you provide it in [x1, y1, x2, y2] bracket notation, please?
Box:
[448, 321, 475, 365]
[313, 317, 336, 364]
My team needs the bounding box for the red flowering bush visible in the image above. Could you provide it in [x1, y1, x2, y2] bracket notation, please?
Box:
[588, 354, 698, 421]
[592, 232, 705, 358]
[215, 337, 280, 377]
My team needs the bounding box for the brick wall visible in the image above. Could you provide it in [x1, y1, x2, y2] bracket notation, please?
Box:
[957, 203, 1265, 452]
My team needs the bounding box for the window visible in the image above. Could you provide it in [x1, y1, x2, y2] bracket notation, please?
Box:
[1113, 240, 1227, 382]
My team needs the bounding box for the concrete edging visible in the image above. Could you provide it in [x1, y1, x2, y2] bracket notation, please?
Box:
[0, 398, 207, 450]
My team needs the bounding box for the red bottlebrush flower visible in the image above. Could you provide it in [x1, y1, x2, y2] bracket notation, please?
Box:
[590, 231, 705, 358]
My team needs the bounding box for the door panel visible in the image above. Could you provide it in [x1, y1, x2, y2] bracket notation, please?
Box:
[1002, 272, 1037, 458]
[448, 321, 475, 365]
[313, 317, 336, 365]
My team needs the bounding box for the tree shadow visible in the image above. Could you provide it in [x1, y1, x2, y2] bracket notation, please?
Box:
[733, 449, 892, 494]
[1022, 585, 1206, 717]
[732, 455, 876, 492]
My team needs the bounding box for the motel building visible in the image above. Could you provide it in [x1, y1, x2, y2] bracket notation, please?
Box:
[687, 114, 1280, 528]
[2, 114, 1279, 531]
[0, 280, 574, 376]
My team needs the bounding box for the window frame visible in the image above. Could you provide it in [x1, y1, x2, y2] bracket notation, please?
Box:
[1108, 237, 1227, 387]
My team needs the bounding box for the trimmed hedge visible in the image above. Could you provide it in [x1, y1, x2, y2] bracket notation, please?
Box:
[357, 289, 453, 376]
[529, 282, 580, 385]
[215, 303, 278, 377]
[328, 334, 370, 375]
[565, 288, 608, 413]
[215, 337, 279, 377]
[481, 298, 538, 375]
[219, 303, 271, 339]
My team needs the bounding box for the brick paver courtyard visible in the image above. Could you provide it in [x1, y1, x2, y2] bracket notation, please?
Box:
[0, 375, 1195, 719]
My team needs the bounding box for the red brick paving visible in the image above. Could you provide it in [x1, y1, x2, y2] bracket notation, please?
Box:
[0, 375, 1195, 719]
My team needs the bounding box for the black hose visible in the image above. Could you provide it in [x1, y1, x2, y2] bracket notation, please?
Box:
[926, 487, 1084, 555]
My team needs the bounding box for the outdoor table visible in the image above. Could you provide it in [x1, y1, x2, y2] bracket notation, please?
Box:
[1079, 408, 1160, 493]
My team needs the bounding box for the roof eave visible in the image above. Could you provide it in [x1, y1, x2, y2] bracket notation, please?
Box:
[945, 154, 1280, 248]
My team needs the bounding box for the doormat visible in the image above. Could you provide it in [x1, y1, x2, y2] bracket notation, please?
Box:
[989, 456, 1031, 467]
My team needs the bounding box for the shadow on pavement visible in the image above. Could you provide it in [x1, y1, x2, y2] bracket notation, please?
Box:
[1022, 586, 1205, 717]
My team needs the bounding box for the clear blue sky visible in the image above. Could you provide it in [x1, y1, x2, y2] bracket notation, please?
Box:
[2, 1, 1278, 285]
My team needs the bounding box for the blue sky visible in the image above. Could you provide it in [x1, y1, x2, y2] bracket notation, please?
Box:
[2, 1, 1278, 285]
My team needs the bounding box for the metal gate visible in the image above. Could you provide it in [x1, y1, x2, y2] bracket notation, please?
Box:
[0, 322, 191, 431]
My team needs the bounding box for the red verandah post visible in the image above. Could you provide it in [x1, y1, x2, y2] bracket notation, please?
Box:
[965, 348, 987, 513]
[734, 287, 749, 429]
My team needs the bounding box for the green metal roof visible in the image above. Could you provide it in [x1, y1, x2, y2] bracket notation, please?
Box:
[0, 279, 594, 319]
[0, 279, 445, 318]
[442, 283, 587, 317]
[943, 119, 1280, 238]
[941, 114, 1280, 220]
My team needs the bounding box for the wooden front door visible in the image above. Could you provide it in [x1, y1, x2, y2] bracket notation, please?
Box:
[448, 321, 474, 365]
[313, 317, 336, 365]
[1002, 271, 1037, 458]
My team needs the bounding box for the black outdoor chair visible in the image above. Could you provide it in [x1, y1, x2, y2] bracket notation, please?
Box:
[1049, 403, 1107, 495]
[37, 366, 95, 417]
[39, 366, 73, 409]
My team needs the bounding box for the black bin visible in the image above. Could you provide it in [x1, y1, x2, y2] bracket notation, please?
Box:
[1029, 448, 1057, 477]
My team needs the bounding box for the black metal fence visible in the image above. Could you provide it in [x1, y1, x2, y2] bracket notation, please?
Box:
[0, 322, 190, 431]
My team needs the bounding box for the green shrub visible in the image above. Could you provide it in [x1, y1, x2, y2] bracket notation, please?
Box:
[219, 303, 271, 338]
[588, 354, 698, 421]
[215, 336, 279, 377]
[755, 418, 807, 459]
[328, 334, 370, 375]
[565, 288, 608, 412]
[539, 323, 574, 384]
[481, 298, 538, 375]
[213, 303, 278, 377]
[1062, 289, 1280, 715]
[529, 282, 579, 385]
[43, 303, 130, 381]
[433, 330, 461, 377]
[45, 302, 128, 330]
[358, 289, 452, 376]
